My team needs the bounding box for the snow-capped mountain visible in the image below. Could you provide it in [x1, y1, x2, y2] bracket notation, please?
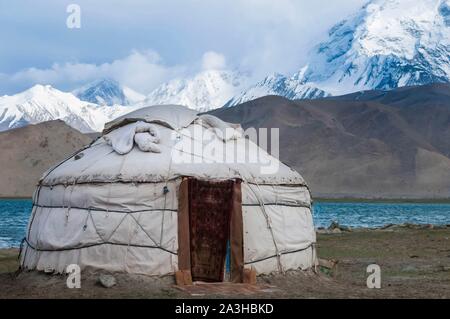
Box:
[0, 85, 134, 132]
[142, 70, 250, 111]
[225, 73, 329, 107]
[74, 79, 145, 106]
[299, 0, 450, 95]
[227, 0, 450, 105]
[122, 86, 146, 105]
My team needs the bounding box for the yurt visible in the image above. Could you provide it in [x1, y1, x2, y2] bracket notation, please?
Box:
[20, 105, 317, 283]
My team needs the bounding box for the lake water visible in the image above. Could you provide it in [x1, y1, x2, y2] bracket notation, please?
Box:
[0, 199, 450, 248]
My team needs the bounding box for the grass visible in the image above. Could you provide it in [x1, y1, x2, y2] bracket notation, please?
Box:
[0, 249, 19, 274]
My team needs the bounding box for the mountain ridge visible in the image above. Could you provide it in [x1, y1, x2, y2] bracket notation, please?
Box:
[0, 120, 92, 197]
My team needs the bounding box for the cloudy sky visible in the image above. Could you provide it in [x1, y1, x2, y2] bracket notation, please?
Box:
[0, 0, 367, 95]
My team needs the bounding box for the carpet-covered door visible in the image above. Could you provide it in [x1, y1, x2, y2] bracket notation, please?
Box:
[188, 179, 234, 282]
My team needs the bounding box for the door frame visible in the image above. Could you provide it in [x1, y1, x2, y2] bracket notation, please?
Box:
[177, 177, 243, 283]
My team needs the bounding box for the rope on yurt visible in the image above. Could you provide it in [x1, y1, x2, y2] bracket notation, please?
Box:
[248, 181, 284, 273]
[32, 180, 56, 254]
[17, 237, 25, 261]
[64, 181, 76, 227]
[244, 243, 314, 265]
[311, 243, 318, 272]
[124, 212, 134, 273]
[31, 203, 177, 213]
[82, 209, 90, 232]
[112, 153, 130, 271]
[27, 178, 52, 258]
[159, 143, 175, 247]
[22, 237, 177, 255]
[27, 184, 42, 239]
[35, 201, 53, 255]
[129, 213, 159, 246]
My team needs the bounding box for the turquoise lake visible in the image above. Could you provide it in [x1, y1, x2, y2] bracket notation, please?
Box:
[1, 199, 450, 248]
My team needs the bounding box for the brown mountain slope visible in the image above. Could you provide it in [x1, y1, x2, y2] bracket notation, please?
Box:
[0, 120, 92, 198]
[210, 89, 450, 199]
[327, 83, 450, 157]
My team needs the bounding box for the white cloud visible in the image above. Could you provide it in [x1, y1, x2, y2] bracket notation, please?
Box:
[0, 50, 186, 94]
[0, 49, 234, 95]
[201, 51, 227, 70]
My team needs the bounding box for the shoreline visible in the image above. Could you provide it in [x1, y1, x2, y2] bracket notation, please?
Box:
[314, 197, 450, 204]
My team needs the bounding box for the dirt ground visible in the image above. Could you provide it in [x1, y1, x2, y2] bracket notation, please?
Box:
[0, 226, 449, 299]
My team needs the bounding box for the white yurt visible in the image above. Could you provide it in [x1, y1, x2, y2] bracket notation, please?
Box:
[20, 105, 317, 283]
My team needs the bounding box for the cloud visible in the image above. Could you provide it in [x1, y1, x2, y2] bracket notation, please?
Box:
[201, 51, 227, 70]
[0, 50, 186, 94]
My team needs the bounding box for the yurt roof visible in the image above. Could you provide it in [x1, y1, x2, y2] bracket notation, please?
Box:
[104, 105, 199, 134]
[39, 105, 307, 186]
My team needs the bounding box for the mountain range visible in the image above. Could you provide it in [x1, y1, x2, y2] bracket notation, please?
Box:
[2, 83, 449, 198]
[1, 0, 448, 131]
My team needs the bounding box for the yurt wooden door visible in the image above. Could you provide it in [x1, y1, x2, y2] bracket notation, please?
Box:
[188, 179, 234, 282]
[177, 178, 243, 283]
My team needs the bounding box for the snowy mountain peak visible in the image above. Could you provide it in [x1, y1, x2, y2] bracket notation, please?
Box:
[27, 84, 52, 92]
[302, 0, 450, 94]
[0, 84, 136, 133]
[225, 72, 329, 107]
[18, 84, 60, 100]
[74, 78, 144, 106]
[21, 84, 79, 102]
[143, 69, 250, 111]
